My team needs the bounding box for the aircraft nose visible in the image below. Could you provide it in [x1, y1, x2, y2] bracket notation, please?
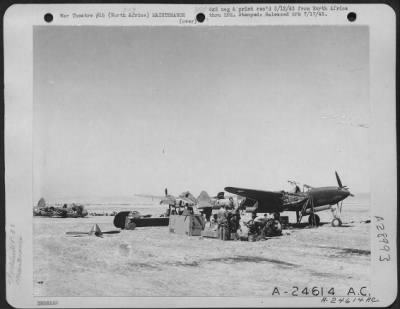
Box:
[340, 189, 351, 198]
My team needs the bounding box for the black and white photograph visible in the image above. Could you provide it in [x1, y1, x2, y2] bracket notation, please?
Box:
[4, 4, 397, 308]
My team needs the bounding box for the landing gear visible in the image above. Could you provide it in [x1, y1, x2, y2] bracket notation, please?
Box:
[330, 202, 343, 227]
[297, 198, 318, 227]
[308, 214, 320, 226]
[331, 218, 342, 227]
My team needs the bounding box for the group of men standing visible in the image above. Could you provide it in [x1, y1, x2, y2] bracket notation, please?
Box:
[169, 195, 284, 241]
[214, 202, 283, 241]
[216, 205, 241, 240]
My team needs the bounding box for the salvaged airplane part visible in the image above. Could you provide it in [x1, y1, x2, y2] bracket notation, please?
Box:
[113, 211, 168, 230]
[66, 224, 120, 238]
[33, 199, 88, 218]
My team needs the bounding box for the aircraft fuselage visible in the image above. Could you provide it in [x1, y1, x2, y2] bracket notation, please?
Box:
[279, 186, 351, 213]
[305, 186, 350, 207]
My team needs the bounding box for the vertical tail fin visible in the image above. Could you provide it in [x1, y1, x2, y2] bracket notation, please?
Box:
[197, 191, 213, 208]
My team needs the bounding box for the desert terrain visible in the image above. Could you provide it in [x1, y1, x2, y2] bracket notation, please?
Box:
[34, 196, 370, 297]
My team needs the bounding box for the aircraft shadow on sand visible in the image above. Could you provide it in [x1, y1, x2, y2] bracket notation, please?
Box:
[288, 222, 353, 229]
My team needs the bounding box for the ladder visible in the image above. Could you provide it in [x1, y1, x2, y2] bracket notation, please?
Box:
[297, 197, 316, 226]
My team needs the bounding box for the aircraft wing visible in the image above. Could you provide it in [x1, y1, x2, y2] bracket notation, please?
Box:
[135, 193, 176, 206]
[134, 194, 165, 199]
[225, 187, 282, 201]
[224, 187, 283, 212]
[160, 195, 177, 205]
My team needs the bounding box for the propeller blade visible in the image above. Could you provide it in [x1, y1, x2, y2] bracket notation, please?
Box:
[335, 171, 343, 188]
[65, 232, 89, 235]
[102, 230, 121, 234]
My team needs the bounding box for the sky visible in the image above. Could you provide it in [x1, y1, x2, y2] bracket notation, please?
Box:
[33, 26, 369, 202]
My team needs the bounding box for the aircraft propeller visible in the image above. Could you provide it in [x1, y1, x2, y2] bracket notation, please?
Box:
[335, 171, 354, 197]
[66, 224, 120, 238]
[338, 201, 343, 214]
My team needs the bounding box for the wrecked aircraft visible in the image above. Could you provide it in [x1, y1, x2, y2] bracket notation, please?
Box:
[33, 198, 88, 218]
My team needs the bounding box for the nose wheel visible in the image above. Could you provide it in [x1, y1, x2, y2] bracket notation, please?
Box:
[330, 202, 343, 227]
[331, 217, 342, 227]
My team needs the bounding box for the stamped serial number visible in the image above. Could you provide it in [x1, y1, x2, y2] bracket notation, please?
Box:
[375, 216, 391, 262]
[272, 286, 368, 297]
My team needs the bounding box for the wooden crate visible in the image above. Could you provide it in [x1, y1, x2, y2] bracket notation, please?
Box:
[169, 215, 205, 236]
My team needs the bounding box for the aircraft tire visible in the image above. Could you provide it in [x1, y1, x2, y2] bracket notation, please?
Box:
[331, 218, 342, 227]
[308, 214, 320, 226]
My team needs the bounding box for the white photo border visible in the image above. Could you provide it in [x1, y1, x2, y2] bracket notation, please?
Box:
[4, 3, 397, 308]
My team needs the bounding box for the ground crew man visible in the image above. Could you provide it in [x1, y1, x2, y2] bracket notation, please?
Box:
[229, 207, 241, 240]
[203, 207, 212, 222]
[263, 213, 282, 237]
[226, 210, 233, 239]
[217, 206, 229, 240]
[246, 212, 258, 241]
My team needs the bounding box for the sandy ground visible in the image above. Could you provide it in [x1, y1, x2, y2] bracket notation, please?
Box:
[34, 197, 370, 297]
